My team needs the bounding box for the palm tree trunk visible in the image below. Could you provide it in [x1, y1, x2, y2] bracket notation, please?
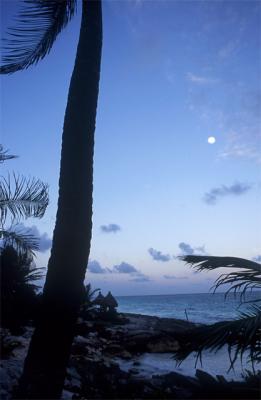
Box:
[16, 1, 102, 398]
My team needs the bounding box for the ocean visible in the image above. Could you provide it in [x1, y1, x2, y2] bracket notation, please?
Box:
[115, 292, 260, 380]
[116, 292, 260, 324]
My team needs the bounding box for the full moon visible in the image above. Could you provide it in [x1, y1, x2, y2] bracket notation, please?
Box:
[207, 136, 216, 144]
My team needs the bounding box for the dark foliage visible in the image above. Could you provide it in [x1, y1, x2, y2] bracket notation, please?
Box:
[174, 306, 261, 370]
[0, 174, 49, 225]
[0, 0, 76, 74]
[173, 255, 261, 370]
[0, 144, 17, 163]
[0, 245, 43, 331]
[80, 283, 100, 317]
[181, 255, 261, 301]
[0, 145, 49, 256]
[1, 228, 39, 257]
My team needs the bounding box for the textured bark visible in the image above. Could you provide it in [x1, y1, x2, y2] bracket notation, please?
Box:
[16, 1, 102, 398]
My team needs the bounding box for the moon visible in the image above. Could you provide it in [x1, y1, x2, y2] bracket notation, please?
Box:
[207, 136, 216, 144]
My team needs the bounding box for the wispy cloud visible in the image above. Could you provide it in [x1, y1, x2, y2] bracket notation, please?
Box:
[186, 72, 218, 85]
[218, 40, 239, 60]
[130, 275, 151, 282]
[253, 255, 261, 263]
[148, 247, 171, 262]
[187, 71, 261, 164]
[219, 131, 261, 164]
[14, 223, 52, 252]
[100, 223, 121, 233]
[203, 182, 252, 205]
[164, 275, 188, 280]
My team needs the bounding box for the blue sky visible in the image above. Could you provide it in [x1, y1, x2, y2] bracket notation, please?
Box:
[1, 0, 260, 295]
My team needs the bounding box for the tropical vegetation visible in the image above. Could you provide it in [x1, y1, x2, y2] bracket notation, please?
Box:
[0, 145, 48, 331]
[80, 283, 100, 318]
[1, 245, 42, 331]
[0, 145, 48, 255]
[174, 255, 261, 370]
[1, 0, 103, 397]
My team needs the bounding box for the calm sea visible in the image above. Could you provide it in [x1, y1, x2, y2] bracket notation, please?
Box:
[116, 292, 260, 324]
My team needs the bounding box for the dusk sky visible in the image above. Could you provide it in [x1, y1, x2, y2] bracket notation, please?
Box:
[1, 0, 260, 295]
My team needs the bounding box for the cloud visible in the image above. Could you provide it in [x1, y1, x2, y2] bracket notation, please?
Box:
[112, 262, 138, 274]
[88, 260, 149, 282]
[88, 260, 108, 274]
[148, 248, 171, 262]
[164, 275, 188, 280]
[187, 70, 261, 164]
[220, 143, 261, 163]
[253, 255, 261, 263]
[186, 72, 218, 85]
[100, 223, 121, 233]
[112, 262, 150, 282]
[87, 257, 151, 284]
[130, 275, 151, 283]
[218, 40, 239, 60]
[203, 182, 252, 205]
[219, 131, 261, 164]
[178, 242, 195, 256]
[177, 242, 208, 257]
[14, 223, 52, 252]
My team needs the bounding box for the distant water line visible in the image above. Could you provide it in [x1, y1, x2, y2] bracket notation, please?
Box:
[116, 292, 260, 324]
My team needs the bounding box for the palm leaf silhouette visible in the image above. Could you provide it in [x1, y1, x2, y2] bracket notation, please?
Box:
[182, 255, 261, 301]
[173, 305, 261, 370]
[173, 255, 261, 369]
[0, 145, 17, 163]
[0, 174, 49, 224]
[1, 228, 39, 256]
[1, 0, 76, 74]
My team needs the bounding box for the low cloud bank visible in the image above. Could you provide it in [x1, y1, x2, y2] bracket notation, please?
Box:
[87, 259, 150, 283]
[164, 275, 188, 280]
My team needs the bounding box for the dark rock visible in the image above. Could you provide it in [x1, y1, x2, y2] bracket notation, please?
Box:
[129, 368, 139, 375]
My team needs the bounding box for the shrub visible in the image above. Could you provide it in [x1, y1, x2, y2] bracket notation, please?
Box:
[0, 245, 42, 331]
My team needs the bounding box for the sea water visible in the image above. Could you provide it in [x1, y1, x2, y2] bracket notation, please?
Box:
[115, 292, 260, 380]
[116, 292, 260, 324]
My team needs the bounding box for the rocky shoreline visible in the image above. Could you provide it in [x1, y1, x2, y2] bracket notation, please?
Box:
[1, 312, 260, 399]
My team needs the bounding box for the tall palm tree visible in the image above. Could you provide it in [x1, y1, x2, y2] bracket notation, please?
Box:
[173, 255, 261, 371]
[1, 1, 102, 398]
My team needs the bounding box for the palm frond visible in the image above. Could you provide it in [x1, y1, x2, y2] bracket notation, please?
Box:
[1, 0, 77, 74]
[182, 255, 261, 273]
[182, 255, 261, 301]
[214, 270, 261, 302]
[0, 145, 17, 163]
[81, 283, 100, 313]
[173, 306, 261, 370]
[0, 174, 49, 224]
[1, 229, 39, 256]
